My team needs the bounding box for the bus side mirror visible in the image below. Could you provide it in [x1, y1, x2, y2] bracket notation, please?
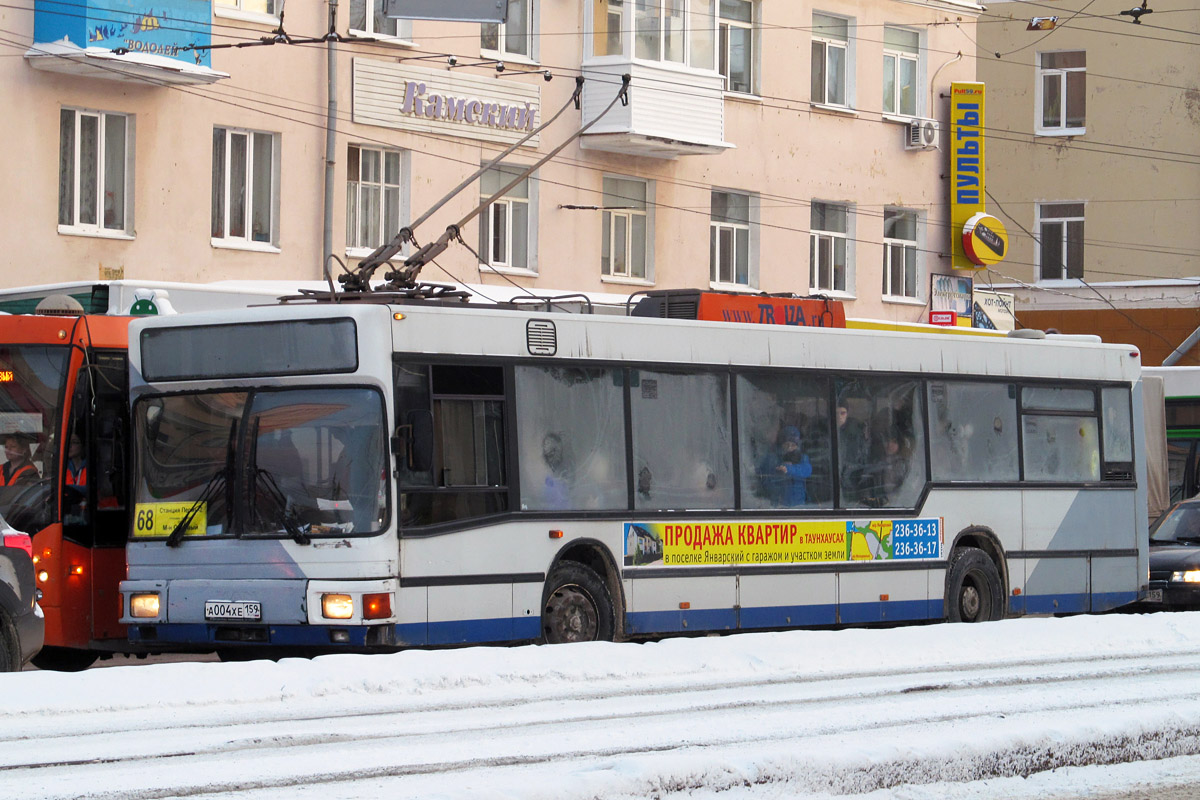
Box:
[143, 401, 164, 443]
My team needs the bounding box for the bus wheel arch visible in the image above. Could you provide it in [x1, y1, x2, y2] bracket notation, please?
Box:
[945, 529, 1007, 623]
[542, 541, 624, 644]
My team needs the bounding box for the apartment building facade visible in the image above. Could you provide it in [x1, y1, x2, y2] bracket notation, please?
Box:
[5, 0, 985, 320]
[974, 1, 1200, 359]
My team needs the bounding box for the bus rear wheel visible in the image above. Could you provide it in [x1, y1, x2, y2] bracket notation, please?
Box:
[946, 547, 1004, 623]
[542, 561, 615, 644]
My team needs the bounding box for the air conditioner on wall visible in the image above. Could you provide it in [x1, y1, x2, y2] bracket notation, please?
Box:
[904, 118, 939, 150]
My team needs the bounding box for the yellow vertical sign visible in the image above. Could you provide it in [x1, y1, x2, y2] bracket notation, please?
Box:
[950, 82, 986, 271]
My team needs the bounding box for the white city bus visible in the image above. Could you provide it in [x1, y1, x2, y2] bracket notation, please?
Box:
[119, 297, 1149, 653]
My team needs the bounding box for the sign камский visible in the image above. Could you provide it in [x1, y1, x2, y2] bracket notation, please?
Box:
[352, 61, 541, 147]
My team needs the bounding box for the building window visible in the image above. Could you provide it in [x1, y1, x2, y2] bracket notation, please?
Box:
[58, 108, 132, 236]
[602, 176, 649, 280]
[719, 0, 756, 94]
[811, 12, 849, 107]
[710, 191, 751, 287]
[1038, 202, 1085, 280]
[882, 208, 918, 298]
[630, 0, 715, 68]
[593, 0, 625, 56]
[883, 27, 919, 117]
[350, 0, 413, 40]
[346, 145, 403, 253]
[810, 201, 849, 293]
[1038, 51, 1085, 134]
[480, 164, 532, 271]
[211, 126, 278, 247]
[214, 0, 277, 15]
[482, 0, 533, 58]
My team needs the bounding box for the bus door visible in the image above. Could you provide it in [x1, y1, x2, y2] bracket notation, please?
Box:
[62, 350, 131, 643]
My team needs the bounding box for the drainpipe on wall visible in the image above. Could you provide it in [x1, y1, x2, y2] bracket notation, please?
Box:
[322, 0, 339, 282]
[1162, 325, 1200, 366]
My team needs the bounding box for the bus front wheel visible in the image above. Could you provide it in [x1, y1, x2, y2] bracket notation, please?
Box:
[945, 547, 1004, 623]
[31, 646, 100, 672]
[542, 561, 615, 644]
[0, 612, 17, 672]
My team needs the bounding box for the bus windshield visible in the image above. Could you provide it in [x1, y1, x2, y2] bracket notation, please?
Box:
[0, 345, 69, 531]
[134, 387, 388, 539]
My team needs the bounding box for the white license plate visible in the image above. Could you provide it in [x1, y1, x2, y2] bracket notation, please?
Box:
[205, 601, 262, 621]
[1146, 588, 1164, 603]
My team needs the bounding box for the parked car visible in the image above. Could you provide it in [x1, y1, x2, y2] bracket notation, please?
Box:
[0, 513, 43, 670]
[1145, 498, 1200, 610]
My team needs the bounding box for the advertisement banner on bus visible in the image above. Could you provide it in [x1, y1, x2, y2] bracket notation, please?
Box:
[624, 519, 941, 567]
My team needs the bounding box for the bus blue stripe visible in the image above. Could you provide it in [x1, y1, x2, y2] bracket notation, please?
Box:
[131, 591, 1142, 650]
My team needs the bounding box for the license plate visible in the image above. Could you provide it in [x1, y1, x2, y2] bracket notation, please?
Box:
[205, 601, 262, 621]
[1146, 588, 1164, 603]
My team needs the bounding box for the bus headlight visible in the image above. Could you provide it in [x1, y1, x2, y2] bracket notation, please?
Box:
[322, 594, 354, 619]
[130, 593, 161, 618]
[1171, 570, 1200, 584]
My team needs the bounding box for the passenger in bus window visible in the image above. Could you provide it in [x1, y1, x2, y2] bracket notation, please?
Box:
[1, 434, 39, 486]
[540, 432, 572, 509]
[758, 426, 812, 507]
[836, 403, 869, 500]
[859, 427, 911, 506]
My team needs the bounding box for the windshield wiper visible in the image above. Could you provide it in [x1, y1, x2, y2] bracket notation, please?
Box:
[254, 467, 311, 546]
[165, 469, 226, 548]
[166, 420, 237, 548]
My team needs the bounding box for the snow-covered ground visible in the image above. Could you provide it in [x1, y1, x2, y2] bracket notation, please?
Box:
[5, 613, 1200, 799]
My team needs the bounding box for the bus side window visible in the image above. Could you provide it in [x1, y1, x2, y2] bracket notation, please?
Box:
[928, 381, 1019, 482]
[631, 369, 734, 512]
[838, 377, 926, 509]
[394, 362, 508, 526]
[514, 366, 627, 512]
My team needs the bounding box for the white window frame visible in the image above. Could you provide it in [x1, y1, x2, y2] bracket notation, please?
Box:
[349, 0, 414, 43]
[482, 0, 537, 62]
[811, 12, 853, 109]
[709, 190, 755, 289]
[213, 0, 279, 25]
[882, 208, 920, 301]
[480, 164, 536, 274]
[346, 145, 407, 259]
[718, 0, 757, 95]
[1036, 50, 1086, 136]
[882, 26, 920, 118]
[211, 126, 280, 252]
[628, 0, 716, 70]
[1037, 202, 1086, 282]
[809, 201, 852, 295]
[601, 176, 652, 283]
[58, 108, 134, 239]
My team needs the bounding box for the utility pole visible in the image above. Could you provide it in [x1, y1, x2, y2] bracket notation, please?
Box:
[322, 0, 339, 281]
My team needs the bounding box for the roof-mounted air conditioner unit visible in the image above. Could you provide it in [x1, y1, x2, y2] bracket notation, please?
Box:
[904, 118, 939, 150]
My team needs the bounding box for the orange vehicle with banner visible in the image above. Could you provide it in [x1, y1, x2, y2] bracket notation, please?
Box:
[0, 308, 134, 670]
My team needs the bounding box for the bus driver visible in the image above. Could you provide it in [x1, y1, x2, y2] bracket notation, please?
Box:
[0, 434, 39, 486]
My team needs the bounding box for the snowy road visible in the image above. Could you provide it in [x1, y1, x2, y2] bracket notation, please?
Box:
[5, 614, 1200, 799]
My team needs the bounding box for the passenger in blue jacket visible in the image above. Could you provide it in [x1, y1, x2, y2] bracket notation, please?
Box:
[759, 425, 813, 507]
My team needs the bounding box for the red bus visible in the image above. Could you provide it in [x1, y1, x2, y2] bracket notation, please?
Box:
[0, 310, 133, 670]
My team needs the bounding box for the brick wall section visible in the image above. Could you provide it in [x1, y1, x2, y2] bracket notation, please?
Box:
[1018, 308, 1200, 367]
